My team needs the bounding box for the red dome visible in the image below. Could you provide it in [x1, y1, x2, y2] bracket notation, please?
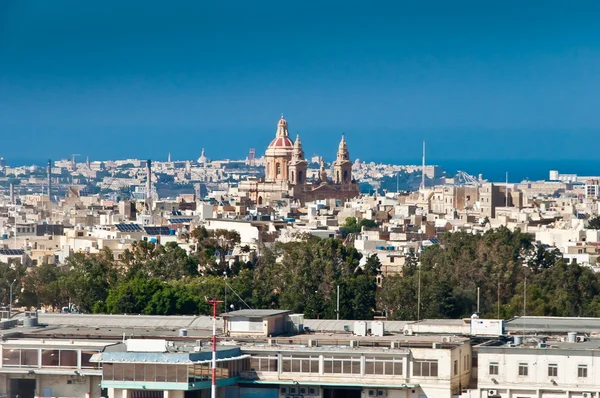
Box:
[268, 136, 294, 148]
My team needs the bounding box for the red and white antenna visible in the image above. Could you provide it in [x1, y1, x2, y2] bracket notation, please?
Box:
[206, 298, 223, 398]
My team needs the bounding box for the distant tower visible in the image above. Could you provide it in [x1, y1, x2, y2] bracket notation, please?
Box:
[333, 134, 352, 184]
[265, 114, 294, 182]
[145, 160, 152, 200]
[86, 156, 90, 168]
[319, 157, 328, 183]
[421, 141, 426, 190]
[47, 159, 52, 202]
[198, 148, 208, 164]
[288, 134, 307, 185]
[168, 152, 171, 163]
[249, 148, 256, 166]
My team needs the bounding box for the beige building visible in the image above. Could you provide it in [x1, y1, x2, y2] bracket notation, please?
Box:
[238, 115, 359, 205]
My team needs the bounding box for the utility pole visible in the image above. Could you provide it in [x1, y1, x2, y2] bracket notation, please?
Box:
[336, 285, 340, 320]
[206, 298, 223, 398]
[9, 279, 16, 318]
[477, 287, 480, 314]
[497, 276, 500, 319]
[417, 264, 421, 321]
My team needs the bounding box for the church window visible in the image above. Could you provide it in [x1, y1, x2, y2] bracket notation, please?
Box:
[343, 170, 349, 183]
[337, 171, 340, 183]
[276, 163, 281, 177]
[298, 171, 304, 184]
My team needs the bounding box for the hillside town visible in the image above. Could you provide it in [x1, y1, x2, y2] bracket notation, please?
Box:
[0, 117, 600, 398]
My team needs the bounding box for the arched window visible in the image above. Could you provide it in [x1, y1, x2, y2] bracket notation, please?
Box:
[258, 196, 263, 205]
[336, 171, 340, 183]
[298, 171, 304, 184]
[291, 171, 295, 183]
[343, 170, 349, 183]
[276, 163, 281, 177]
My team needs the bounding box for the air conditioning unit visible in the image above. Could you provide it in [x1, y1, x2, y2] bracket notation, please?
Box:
[582, 393, 592, 398]
[308, 387, 318, 396]
[488, 390, 498, 397]
[441, 336, 452, 343]
[577, 336, 588, 343]
[368, 389, 378, 397]
[280, 387, 289, 394]
[404, 328, 414, 336]
[377, 390, 388, 396]
[300, 387, 308, 395]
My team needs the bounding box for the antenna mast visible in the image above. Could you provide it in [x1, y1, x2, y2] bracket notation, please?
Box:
[206, 298, 223, 398]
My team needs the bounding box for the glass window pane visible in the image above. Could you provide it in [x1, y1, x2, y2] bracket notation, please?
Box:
[134, 364, 145, 381]
[145, 364, 156, 381]
[123, 364, 134, 381]
[42, 350, 59, 367]
[155, 364, 166, 382]
[21, 349, 38, 367]
[113, 364, 124, 381]
[81, 351, 99, 369]
[166, 365, 178, 382]
[60, 350, 77, 368]
[103, 363, 114, 381]
[3, 348, 20, 367]
[250, 357, 259, 371]
[393, 361, 403, 375]
[431, 361, 438, 376]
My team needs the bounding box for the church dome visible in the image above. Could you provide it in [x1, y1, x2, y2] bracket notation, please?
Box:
[266, 114, 294, 157]
[268, 136, 294, 149]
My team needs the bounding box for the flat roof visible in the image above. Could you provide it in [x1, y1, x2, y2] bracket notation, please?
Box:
[505, 316, 600, 334]
[220, 309, 291, 318]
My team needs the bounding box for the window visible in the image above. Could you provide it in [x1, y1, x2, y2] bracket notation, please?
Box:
[518, 363, 528, 376]
[413, 360, 438, 377]
[548, 364, 558, 377]
[578, 365, 588, 378]
[249, 356, 278, 372]
[281, 355, 319, 374]
[454, 360, 458, 375]
[323, 356, 360, 375]
[365, 357, 403, 376]
[489, 362, 499, 375]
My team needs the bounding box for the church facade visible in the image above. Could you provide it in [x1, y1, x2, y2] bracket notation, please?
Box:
[238, 115, 359, 205]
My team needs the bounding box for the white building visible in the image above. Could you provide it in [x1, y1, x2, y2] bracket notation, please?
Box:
[477, 337, 600, 398]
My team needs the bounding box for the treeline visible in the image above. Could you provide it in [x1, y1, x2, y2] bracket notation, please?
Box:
[5, 226, 600, 320]
[11, 229, 378, 319]
[379, 227, 600, 319]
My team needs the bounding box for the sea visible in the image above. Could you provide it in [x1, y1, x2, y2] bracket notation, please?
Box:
[383, 158, 600, 183]
[7, 158, 600, 184]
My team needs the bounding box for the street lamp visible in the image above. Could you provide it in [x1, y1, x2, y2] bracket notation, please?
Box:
[9, 279, 16, 318]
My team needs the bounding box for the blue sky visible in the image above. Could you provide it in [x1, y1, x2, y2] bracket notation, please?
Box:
[1, 0, 600, 163]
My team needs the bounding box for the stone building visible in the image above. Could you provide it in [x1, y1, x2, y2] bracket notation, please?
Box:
[238, 115, 359, 205]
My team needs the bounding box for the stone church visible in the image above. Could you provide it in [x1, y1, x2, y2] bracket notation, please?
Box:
[238, 115, 359, 205]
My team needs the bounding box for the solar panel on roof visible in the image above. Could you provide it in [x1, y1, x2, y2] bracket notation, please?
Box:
[169, 218, 192, 224]
[0, 249, 24, 255]
[144, 226, 172, 236]
[116, 224, 142, 232]
[429, 238, 440, 244]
